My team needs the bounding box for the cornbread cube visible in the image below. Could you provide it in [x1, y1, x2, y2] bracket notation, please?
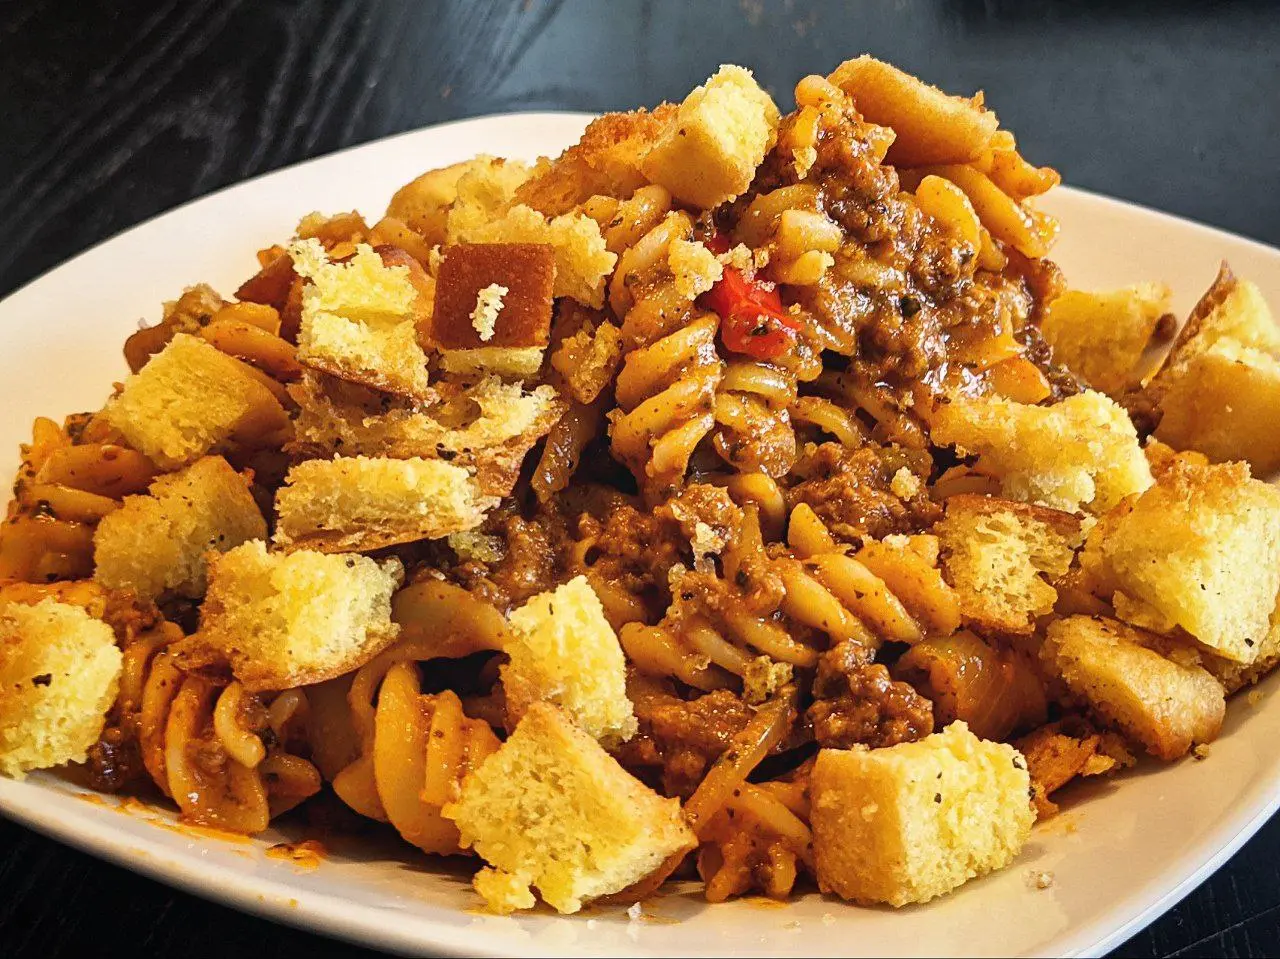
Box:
[1165, 264, 1280, 358]
[288, 373, 563, 496]
[93, 456, 265, 600]
[1043, 616, 1225, 760]
[1148, 270, 1280, 475]
[811, 722, 1033, 907]
[443, 156, 532, 243]
[451, 204, 615, 309]
[439, 345, 546, 379]
[186, 540, 402, 691]
[640, 65, 781, 209]
[1040, 284, 1172, 397]
[1083, 458, 1280, 663]
[290, 239, 432, 398]
[549, 316, 624, 405]
[929, 390, 1152, 514]
[828, 56, 999, 167]
[513, 105, 677, 216]
[1156, 341, 1280, 475]
[502, 576, 637, 745]
[101, 333, 289, 469]
[933, 494, 1085, 634]
[430, 243, 555, 351]
[0, 599, 121, 778]
[667, 238, 724, 299]
[1205, 595, 1280, 694]
[386, 159, 475, 246]
[443, 703, 694, 914]
[273, 455, 497, 552]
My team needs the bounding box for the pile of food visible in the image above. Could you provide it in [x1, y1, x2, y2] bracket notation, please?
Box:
[5, 55, 1280, 915]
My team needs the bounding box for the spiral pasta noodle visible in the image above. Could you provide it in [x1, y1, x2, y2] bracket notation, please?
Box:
[610, 311, 723, 496]
[115, 631, 320, 832]
[1, 418, 158, 581]
[331, 600, 506, 849]
[712, 358, 798, 477]
[619, 502, 958, 696]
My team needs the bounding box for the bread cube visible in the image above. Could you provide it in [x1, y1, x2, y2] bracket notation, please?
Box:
[94, 456, 265, 600]
[667, 238, 724, 299]
[186, 540, 402, 691]
[1043, 616, 1225, 760]
[0, 599, 121, 778]
[386, 159, 474, 247]
[1156, 338, 1280, 476]
[639, 65, 780, 210]
[513, 105, 676, 217]
[502, 576, 637, 745]
[929, 390, 1152, 514]
[443, 703, 694, 914]
[451, 204, 615, 309]
[811, 722, 1033, 907]
[1166, 263, 1280, 359]
[101, 333, 289, 469]
[549, 317, 624, 405]
[933, 494, 1085, 634]
[1084, 458, 1280, 663]
[1040, 284, 1172, 397]
[1146, 266, 1280, 474]
[1205, 594, 1280, 694]
[443, 156, 533, 244]
[274, 455, 496, 552]
[290, 239, 432, 398]
[288, 373, 562, 497]
[828, 56, 999, 167]
[430, 243, 555, 351]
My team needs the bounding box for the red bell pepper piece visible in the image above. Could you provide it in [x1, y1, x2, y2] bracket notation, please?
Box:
[698, 233, 801, 361]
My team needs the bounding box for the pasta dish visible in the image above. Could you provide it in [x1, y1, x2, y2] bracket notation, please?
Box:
[4, 55, 1280, 915]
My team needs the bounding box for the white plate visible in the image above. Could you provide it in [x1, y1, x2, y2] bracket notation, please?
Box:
[3, 112, 1280, 959]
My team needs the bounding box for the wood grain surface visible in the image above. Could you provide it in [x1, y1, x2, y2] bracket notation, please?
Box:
[3, 1, 1280, 956]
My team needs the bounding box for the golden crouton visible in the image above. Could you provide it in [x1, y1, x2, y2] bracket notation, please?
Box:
[273, 455, 497, 552]
[1042, 616, 1225, 760]
[101, 333, 289, 469]
[639, 65, 781, 209]
[1145, 268, 1280, 475]
[1205, 595, 1280, 694]
[828, 55, 999, 166]
[93, 456, 266, 600]
[0, 599, 121, 778]
[185, 540, 402, 691]
[667, 238, 725, 299]
[514, 105, 677, 216]
[933, 494, 1085, 634]
[502, 576, 637, 745]
[443, 156, 532, 244]
[1014, 718, 1130, 819]
[1040, 284, 1173, 396]
[811, 722, 1033, 907]
[430, 243, 555, 352]
[386, 159, 474, 247]
[290, 239, 433, 399]
[929, 390, 1152, 514]
[450, 204, 615, 309]
[1083, 458, 1280, 663]
[1155, 341, 1280, 476]
[288, 373, 562, 497]
[443, 703, 694, 914]
[549, 317, 624, 405]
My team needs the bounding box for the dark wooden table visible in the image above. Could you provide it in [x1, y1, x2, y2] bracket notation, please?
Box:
[3, 1, 1280, 955]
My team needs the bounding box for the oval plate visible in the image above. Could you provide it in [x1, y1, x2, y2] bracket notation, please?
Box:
[2, 113, 1280, 959]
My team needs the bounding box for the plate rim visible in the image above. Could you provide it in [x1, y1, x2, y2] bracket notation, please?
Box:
[3, 109, 1280, 959]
